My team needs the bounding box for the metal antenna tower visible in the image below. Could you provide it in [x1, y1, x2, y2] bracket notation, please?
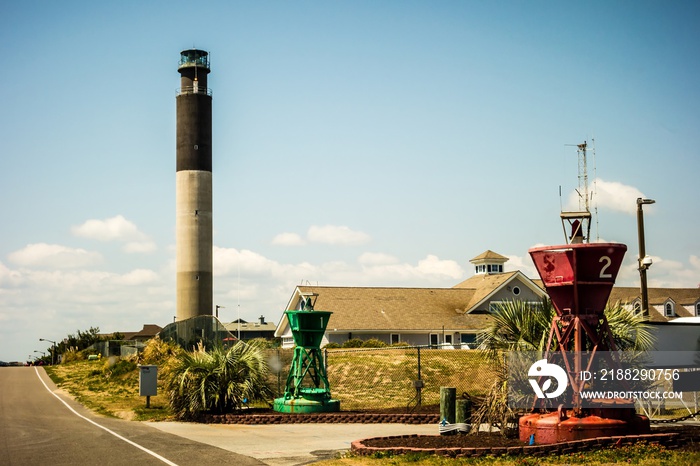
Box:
[560, 141, 592, 244]
[576, 141, 590, 212]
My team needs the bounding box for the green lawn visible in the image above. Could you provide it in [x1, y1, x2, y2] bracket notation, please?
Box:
[44, 358, 172, 421]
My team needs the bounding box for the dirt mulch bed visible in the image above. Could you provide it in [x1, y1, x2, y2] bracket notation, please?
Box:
[352, 425, 700, 456]
[363, 432, 524, 449]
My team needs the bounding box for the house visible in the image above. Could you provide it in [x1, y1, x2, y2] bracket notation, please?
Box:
[605, 287, 700, 356]
[224, 316, 277, 341]
[607, 287, 700, 322]
[103, 324, 163, 342]
[126, 324, 163, 342]
[275, 250, 547, 348]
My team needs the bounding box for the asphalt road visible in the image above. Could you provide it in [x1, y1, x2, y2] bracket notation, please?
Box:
[0, 367, 263, 466]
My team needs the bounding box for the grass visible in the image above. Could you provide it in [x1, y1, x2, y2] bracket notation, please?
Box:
[326, 348, 495, 410]
[44, 357, 172, 421]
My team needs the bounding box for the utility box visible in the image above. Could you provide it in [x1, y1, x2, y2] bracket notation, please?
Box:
[139, 365, 158, 397]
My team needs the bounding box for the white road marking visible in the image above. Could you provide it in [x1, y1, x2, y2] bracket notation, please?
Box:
[34, 367, 179, 466]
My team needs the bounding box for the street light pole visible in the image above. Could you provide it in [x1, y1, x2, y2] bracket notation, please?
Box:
[215, 304, 225, 319]
[39, 338, 56, 365]
[636, 198, 655, 320]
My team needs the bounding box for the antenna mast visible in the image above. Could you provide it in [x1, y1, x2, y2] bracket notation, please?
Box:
[560, 141, 592, 244]
[577, 141, 590, 212]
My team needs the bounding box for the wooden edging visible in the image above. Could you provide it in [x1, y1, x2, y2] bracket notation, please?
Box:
[198, 412, 441, 425]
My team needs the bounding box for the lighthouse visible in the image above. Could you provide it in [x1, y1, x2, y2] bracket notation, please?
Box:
[176, 49, 213, 321]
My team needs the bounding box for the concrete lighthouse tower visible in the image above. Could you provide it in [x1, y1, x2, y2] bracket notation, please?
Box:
[176, 49, 213, 321]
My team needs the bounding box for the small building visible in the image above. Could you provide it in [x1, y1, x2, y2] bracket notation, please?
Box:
[224, 316, 277, 341]
[126, 324, 163, 342]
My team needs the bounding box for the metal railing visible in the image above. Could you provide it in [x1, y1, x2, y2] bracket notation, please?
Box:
[176, 86, 212, 97]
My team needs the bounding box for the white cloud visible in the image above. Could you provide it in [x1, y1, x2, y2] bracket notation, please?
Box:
[416, 255, 463, 278]
[123, 241, 157, 253]
[0, 261, 24, 286]
[8, 243, 102, 269]
[271, 232, 306, 246]
[358, 254, 464, 285]
[114, 269, 160, 286]
[72, 215, 156, 253]
[307, 225, 371, 245]
[358, 252, 400, 266]
[214, 246, 307, 278]
[270, 225, 371, 247]
[565, 178, 646, 215]
[505, 254, 539, 281]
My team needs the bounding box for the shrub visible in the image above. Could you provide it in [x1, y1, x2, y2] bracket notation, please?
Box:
[245, 338, 274, 349]
[342, 338, 365, 348]
[140, 337, 183, 366]
[390, 341, 410, 347]
[164, 341, 273, 420]
[102, 357, 137, 378]
[361, 338, 388, 348]
[61, 347, 85, 363]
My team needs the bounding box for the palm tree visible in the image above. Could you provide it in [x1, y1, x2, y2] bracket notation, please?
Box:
[165, 340, 273, 420]
[471, 299, 656, 434]
[478, 298, 655, 353]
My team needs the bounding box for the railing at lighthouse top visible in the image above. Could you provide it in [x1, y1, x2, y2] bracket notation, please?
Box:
[176, 85, 212, 96]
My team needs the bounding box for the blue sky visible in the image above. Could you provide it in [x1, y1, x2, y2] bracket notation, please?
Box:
[1, 1, 698, 362]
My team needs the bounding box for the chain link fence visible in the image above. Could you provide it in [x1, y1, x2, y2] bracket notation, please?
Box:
[89, 340, 146, 358]
[264, 345, 700, 422]
[638, 367, 700, 422]
[266, 345, 498, 412]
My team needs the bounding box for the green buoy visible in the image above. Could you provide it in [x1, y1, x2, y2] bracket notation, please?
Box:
[273, 295, 340, 413]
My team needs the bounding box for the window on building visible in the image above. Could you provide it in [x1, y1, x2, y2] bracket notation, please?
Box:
[633, 302, 642, 315]
[512, 286, 521, 296]
[429, 334, 439, 347]
[444, 334, 453, 345]
[461, 333, 477, 345]
[665, 302, 675, 317]
[390, 333, 400, 345]
[696, 302, 700, 316]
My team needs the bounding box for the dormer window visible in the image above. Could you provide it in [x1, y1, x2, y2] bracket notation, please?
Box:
[633, 302, 642, 315]
[664, 302, 675, 317]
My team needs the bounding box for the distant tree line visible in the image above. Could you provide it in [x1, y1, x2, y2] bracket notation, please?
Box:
[36, 327, 112, 364]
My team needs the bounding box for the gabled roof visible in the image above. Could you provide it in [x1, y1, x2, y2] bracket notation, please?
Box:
[129, 324, 163, 340]
[608, 287, 700, 306]
[452, 271, 546, 311]
[531, 282, 699, 323]
[275, 286, 494, 336]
